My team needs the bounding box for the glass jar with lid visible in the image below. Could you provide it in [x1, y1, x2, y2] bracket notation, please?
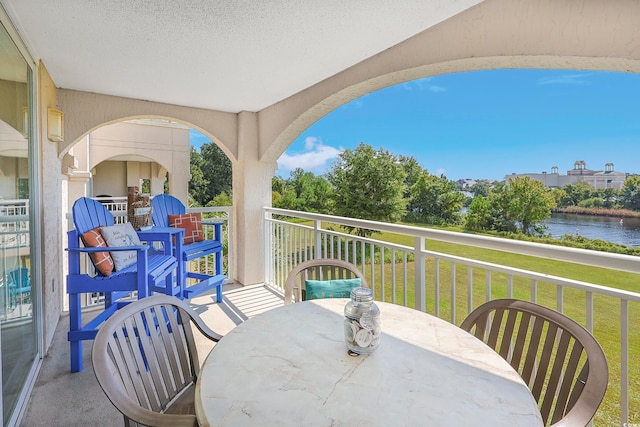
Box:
[344, 287, 381, 355]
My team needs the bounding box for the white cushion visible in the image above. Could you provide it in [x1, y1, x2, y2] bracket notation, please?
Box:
[100, 223, 142, 271]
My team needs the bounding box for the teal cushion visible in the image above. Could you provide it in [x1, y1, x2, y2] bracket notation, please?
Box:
[304, 278, 362, 300]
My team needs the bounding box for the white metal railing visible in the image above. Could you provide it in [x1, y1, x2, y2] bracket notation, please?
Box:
[264, 207, 640, 426]
[0, 199, 32, 322]
[0, 198, 29, 216]
[63, 198, 233, 310]
[186, 206, 234, 284]
[93, 196, 127, 213]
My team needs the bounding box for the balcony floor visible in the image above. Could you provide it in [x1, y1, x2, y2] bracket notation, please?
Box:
[20, 283, 284, 426]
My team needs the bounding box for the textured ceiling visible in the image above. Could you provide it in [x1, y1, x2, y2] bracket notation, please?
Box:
[3, 0, 481, 112]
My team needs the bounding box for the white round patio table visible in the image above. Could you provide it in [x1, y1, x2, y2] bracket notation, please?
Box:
[195, 298, 543, 426]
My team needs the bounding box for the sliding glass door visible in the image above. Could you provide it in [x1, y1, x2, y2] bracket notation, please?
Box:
[0, 18, 38, 425]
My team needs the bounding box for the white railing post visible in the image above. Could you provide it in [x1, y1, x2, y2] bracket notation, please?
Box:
[621, 299, 629, 425]
[450, 261, 456, 324]
[314, 220, 322, 259]
[414, 236, 425, 312]
[435, 259, 440, 318]
[264, 209, 272, 285]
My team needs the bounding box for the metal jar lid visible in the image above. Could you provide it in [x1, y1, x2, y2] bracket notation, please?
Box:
[350, 287, 373, 302]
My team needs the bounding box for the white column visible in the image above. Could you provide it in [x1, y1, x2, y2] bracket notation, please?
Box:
[169, 146, 190, 204]
[126, 161, 141, 188]
[150, 164, 168, 197]
[233, 111, 276, 285]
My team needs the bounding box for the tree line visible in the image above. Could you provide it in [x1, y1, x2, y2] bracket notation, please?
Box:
[190, 141, 640, 238]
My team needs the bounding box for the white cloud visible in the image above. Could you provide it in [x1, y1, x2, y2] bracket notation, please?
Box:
[403, 77, 446, 93]
[277, 138, 343, 176]
[304, 136, 317, 150]
[537, 74, 591, 85]
[339, 98, 365, 110]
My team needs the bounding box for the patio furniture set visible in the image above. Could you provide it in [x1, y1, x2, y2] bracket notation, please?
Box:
[66, 195, 225, 373]
[83, 256, 608, 426]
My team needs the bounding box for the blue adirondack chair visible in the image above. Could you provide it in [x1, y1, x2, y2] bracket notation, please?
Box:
[151, 194, 225, 301]
[8, 267, 31, 307]
[66, 197, 178, 372]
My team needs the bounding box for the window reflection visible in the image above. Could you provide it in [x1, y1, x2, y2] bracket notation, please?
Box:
[0, 19, 35, 426]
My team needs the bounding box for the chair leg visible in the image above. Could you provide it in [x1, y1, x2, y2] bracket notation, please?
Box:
[215, 250, 223, 302]
[69, 293, 83, 372]
[70, 341, 82, 373]
[216, 283, 223, 303]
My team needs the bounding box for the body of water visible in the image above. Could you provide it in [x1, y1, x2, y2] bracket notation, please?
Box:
[543, 213, 640, 247]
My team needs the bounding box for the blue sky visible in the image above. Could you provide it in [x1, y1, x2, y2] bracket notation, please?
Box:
[192, 69, 640, 181]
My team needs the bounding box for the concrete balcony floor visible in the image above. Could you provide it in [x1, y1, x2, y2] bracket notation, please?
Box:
[21, 283, 284, 427]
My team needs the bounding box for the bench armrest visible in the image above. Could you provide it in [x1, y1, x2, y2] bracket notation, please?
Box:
[67, 245, 150, 254]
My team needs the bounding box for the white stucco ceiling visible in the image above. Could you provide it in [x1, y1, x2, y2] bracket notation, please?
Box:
[3, 0, 482, 112]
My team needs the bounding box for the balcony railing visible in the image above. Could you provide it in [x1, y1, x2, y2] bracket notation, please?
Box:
[264, 207, 640, 426]
[0, 199, 31, 322]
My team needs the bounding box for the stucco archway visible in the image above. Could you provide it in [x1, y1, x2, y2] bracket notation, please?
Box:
[62, 119, 192, 205]
[57, 91, 238, 163]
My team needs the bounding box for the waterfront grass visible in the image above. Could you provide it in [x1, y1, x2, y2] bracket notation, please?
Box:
[556, 206, 640, 218]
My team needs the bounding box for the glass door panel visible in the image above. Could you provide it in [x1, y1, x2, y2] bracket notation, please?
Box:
[0, 20, 36, 425]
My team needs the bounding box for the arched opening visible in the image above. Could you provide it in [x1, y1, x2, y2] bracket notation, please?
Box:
[271, 68, 639, 240]
[63, 118, 233, 208]
[277, 68, 639, 184]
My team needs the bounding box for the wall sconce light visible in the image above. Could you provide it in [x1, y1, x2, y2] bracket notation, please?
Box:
[47, 108, 64, 142]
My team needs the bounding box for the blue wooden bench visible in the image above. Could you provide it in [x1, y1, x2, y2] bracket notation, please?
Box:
[151, 194, 226, 301]
[66, 197, 178, 372]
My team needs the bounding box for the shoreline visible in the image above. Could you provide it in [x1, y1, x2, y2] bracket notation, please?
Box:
[553, 207, 640, 219]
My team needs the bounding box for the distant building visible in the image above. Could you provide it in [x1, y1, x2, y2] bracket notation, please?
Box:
[456, 178, 477, 190]
[505, 161, 627, 189]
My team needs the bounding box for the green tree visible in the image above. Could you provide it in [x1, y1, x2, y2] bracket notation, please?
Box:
[578, 197, 604, 208]
[549, 188, 566, 209]
[272, 176, 287, 195]
[327, 143, 406, 237]
[487, 181, 519, 233]
[464, 195, 492, 231]
[272, 175, 299, 210]
[621, 175, 640, 211]
[469, 182, 489, 198]
[398, 155, 423, 199]
[560, 181, 593, 207]
[501, 176, 556, 235]
[289, 168, 334, 213]
[189, 142, 232, 205]
[599, 187, 620, 209]
[189, 147, 208, 205]
[200, 142, 232, 199]
[273, 186, 297, 210]
[407, 172, 464, 225]
[209, 191, 233, 207]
